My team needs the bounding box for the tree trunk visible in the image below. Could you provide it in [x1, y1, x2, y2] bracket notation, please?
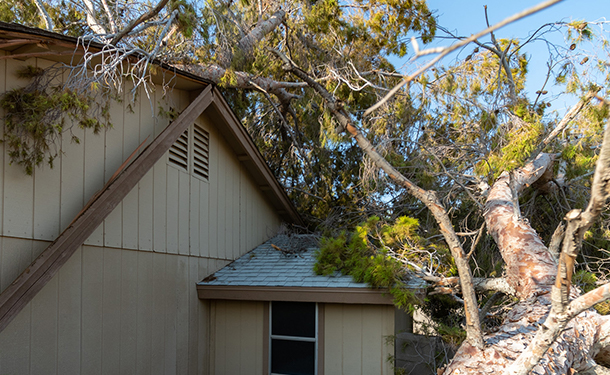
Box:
[442, 154, 610, 374]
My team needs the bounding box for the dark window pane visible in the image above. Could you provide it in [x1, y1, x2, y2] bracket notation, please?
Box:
[272, 302, 315, 338]
[271, 339, 315, 375]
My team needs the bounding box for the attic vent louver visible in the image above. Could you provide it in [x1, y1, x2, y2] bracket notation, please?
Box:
[193, 124, 209, 180]
[169, 129, 189, 170]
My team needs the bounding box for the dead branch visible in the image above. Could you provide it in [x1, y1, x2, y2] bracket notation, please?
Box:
[364, 0, 563, 117]
[110, 0, 170, 45]
[426, 276, 516, 296]
[83, 0, 107, 35]
[505, 119, 610, 375]
[217, 9, 286, 68]
[273, 48, 485, 349]
[32, 0, 54, 31]
[527, 91, 596, 163]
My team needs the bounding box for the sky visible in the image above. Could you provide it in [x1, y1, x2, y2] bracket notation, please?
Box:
[397, 0, 610, 112]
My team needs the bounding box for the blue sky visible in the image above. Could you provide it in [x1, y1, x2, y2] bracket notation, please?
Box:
[398, 0, 610, 112]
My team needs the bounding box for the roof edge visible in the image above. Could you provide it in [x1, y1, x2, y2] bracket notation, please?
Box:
[0, 21, 302, 225]
[197, 285, 394, 305]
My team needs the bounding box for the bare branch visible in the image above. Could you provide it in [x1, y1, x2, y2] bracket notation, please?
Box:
[273, 48, 485, 349]
[217, 10, 286, 68]
[426, 276, 516, 296]
[32, 0, 54, 31]
[83, 0, 108, 35]
[101, 0, 117, 34]
[527, 91, 596, 163]
[363, 0, 564, 117]
[110, 0, 170, 45]
[567, 283, 610, 317]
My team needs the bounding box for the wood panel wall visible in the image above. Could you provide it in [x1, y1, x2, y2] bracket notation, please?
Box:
[324, 304, 395, 375]
[209, 300, 266, 375]
[0, 52, 282, 374]
[208, 302, 395, 375]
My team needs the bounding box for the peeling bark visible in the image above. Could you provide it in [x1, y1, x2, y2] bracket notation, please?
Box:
[485, 154, 557, 299]
[442, 123, 610, 374]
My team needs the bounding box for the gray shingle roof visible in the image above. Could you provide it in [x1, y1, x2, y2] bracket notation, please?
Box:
[198, 235, 369, 288]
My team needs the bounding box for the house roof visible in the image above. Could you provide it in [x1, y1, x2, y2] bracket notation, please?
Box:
[197, 235, 426, 305]
[0, 21, 302, 225]
[200, 235, 367, 289]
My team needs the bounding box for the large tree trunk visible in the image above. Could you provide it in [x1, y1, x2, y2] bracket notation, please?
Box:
[442, 154, 610, 374]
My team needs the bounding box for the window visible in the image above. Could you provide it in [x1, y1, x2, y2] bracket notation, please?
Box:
[168, 123, 209, 181]
[270, 302, 317, 375]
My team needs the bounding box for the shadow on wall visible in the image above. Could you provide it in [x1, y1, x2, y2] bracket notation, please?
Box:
[395, 332, 456, 375]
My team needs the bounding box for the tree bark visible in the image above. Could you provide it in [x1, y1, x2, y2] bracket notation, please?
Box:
[216, 9, 286, 68]
[442, 146, 610, 374]
[272, 50, 485, 349]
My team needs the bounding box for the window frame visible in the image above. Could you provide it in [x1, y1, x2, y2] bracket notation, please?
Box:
[267, 301, 322, 375]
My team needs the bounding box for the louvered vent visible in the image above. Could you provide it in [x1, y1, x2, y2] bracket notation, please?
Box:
[192, 124, 209, 180]
[169, 129, 189, 170]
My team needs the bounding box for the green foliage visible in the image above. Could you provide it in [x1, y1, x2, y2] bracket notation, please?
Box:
[0, 66, 112, 174]
[314, 216, 430, 310]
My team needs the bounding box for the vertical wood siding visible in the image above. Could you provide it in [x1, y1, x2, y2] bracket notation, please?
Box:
[208, 302, 395, 375]
[0, 55, 282, 374]
[209, 300, 265, 375]
[324, 304, 395, 375]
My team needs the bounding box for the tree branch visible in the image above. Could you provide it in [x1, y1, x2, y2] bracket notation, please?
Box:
[110, 0, 170, 45]
[485, 154, 558, 299]
[506, 119, 610, 375]
[175, 63, 304, 104]
[273, 48, 485, 349]
[83, 0, 108, 35]
[364, 0, 564, 117]
[217, 9, 286, 68]
[32, 0, 54, 31]
[527, 91, 596, 163]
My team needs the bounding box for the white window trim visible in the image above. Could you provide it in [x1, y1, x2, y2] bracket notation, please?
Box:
[269, 301, 318, 375]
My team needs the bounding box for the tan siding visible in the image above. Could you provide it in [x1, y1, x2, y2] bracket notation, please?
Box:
[136, 251, 154, 374]
[81, 246, 103, 375]
[122, 84, 142, 250]
[151, 252, 167, 375]
[1, 237, 32, 293]
[216, 134, 227, 259]
[33, 59, 61, 242]
[208, 124, 219, 259]
[178, 170, 190, 255]
[102, 248, 122, 375]
[103, 86, 125, 248]
[189, 178, 200, 256]
[0, 298, 30, 375]
[199, 178, 210, 258]
[30, 271, 58, 374]
[57, 245, 82, 374]
[4, 58, 34, 239]
[0, 55, 285, 375]
[120, 250, 139, 375]
[211, 300, 265, 375]
[324, 304, 394, 375]
[138, 95, 155, 251]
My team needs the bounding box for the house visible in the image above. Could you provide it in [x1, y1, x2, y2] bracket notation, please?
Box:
[198, 234, 400, 375]
[0, 22, 419, 375]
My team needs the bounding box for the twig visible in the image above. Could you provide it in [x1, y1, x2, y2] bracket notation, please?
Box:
[111, 0, 170, 45]
[363, 0, 563, 117]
